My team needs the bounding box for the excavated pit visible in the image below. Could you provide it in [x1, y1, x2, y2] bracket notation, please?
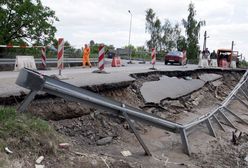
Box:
[2, 69, 248, 167]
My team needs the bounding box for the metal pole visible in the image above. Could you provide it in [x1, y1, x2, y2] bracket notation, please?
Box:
[202, 31, 209, 52]
[231, 41, 234, 62]
[122, 109, 152, 156]
[127, 10, 132, 64]
[203, 31, 207, 51]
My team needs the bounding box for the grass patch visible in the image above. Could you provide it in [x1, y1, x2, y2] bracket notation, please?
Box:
[0, 106, 16, 122]
[0, 106, 51, 138]
[0, 106, 61, 156]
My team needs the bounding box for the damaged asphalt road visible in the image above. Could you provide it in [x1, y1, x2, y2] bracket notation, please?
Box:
[140, 73, 222, 103]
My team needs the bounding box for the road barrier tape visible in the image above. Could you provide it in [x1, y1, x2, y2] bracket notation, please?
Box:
[0, 44, 46, 48]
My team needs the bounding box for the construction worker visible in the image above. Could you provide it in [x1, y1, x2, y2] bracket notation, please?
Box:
[210, 50, 217, 59]
[82, 44, 91, 68]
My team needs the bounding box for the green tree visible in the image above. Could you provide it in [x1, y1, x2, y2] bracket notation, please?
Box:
[89, 40, 95, 46]
[161, 19, 173, 51]
[145, 8, 184, 52]
[107, 45, 115, 50]
[0, 0, 58, 45]
[88, 43, 116, 58]
[136, 46, 146, 51]
[124, 44, 136, 57]
[182, 2, 205, 59]
[90, 44, 99, 54]
[161, 20, 182, 51]
[177, 35, 187, 51]
[145, 8, 162, 51]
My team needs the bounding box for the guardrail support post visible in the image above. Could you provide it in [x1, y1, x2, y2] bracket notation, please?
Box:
[17, 90, 37, 112]
[219, 110, 236, 129]
[121, 104, 152, 156]
[233, 94, 248, 109]
[212, 114, 225, 131]
[179, 128, 190, 155]
[222, 106, 248, 125]
[205, 118, 216, 137]
[239, 88, 248, 101]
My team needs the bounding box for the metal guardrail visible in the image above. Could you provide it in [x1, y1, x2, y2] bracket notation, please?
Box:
[15, 68, 248, 156]
[179, 70, 248, 154]
[0, 58, 98, 65]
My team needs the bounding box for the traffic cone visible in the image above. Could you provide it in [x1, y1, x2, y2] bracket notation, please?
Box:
[116, 56, 121, 67]
[111, 56, 116, 67]
[112, 56, 120, 67]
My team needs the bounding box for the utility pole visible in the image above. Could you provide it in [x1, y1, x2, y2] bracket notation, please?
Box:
[202, 31, 209, 51]
[127, 10, 133, 64]
[231, 41, 234, 61]
[231, 41, 234, 51]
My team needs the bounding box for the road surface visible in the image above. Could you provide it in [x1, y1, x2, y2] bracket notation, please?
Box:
[0, 59, 198, 98]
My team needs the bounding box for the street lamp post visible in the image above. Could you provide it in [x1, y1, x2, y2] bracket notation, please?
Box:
[127, 10, 132, 64]
[202, 31, 209, 51]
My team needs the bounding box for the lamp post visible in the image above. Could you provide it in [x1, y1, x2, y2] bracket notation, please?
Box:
[202, 31, 209, 51]
[127, 10, 132, 64]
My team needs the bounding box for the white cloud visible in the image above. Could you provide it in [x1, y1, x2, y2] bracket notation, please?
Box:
[41, 0, 248, 58]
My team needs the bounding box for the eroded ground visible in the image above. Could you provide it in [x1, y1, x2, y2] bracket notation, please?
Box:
[1, 69, 248, 168]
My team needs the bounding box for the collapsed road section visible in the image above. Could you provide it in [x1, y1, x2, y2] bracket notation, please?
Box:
[15, 68, 248, 156]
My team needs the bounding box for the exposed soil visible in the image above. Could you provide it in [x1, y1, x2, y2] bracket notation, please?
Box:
[2, 69, 248, 167]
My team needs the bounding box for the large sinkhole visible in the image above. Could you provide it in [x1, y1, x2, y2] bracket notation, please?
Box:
[2, 69, 243, 149]
[3, 69, 248, 168]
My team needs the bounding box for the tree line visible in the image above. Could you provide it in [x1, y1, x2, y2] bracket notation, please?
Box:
[0, 1, 204, 60]
[145, 2, 205, 60]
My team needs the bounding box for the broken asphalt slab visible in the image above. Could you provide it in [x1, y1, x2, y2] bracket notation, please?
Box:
[140, 73, 223, 103]
[198, 73, 222, 82]
[140, 76, 205, 103]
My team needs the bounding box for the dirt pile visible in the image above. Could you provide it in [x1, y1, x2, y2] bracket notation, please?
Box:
[51, 112, 124, 146]
[191, 133, 248, 168]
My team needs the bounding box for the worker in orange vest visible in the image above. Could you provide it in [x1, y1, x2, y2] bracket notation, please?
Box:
[82, 44, 91, 68]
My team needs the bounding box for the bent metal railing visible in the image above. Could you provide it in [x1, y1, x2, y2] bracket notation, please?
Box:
[16, 68, 248, 156]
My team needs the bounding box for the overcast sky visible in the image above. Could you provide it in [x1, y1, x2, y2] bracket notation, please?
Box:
[42, 0, 248, 58]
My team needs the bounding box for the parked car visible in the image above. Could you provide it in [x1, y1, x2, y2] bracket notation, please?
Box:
[164, 50, 187, 65]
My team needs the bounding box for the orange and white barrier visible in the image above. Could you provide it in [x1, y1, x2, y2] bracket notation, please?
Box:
[41, 47, 46, 69]
[150, 48, 156, 69]
[98, 45, 105, 71]
[57, 38, 64, 75]
[151, 48, 156, 65]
